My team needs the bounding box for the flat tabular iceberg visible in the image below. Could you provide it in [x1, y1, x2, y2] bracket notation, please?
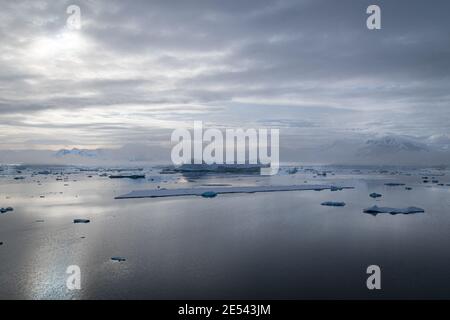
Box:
[116, 185, 353, 199]
[363, 205, 425, 216]
[321, 201, 346, 207]
[73, 219, 90, 223]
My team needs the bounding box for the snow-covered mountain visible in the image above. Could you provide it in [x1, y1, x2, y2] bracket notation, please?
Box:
[427, 134, 450, 151]
[358, 135, 429, 156]
[54, 148, 101, 158]
[286, 134, 450, 166]
[1, 136, 449, 166]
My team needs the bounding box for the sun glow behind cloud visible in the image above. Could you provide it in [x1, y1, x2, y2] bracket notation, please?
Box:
[31, 30, 86, 60]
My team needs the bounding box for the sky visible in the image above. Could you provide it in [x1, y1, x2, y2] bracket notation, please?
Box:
[0, 0, 449, 164]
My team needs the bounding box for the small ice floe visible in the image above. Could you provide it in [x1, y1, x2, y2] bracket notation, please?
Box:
[73, 219, 90, 224]
[321, 201, 346, 207]
[0, 207, 13, 214]
[363, 205, 424, 216]
[109, 174, 145, 179]
[111, 257, 126, 262]
[369, 193, 382, 198]
[384, 183, 405, 186]
[201, 191, 218, 198]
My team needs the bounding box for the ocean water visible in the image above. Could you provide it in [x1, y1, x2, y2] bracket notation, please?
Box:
[0, 165, 450, 299]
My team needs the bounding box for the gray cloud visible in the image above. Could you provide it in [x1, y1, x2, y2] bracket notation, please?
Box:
[0, 0, 449, 164]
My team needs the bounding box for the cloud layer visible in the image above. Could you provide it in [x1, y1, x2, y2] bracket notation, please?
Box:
[0, 0, 449, 164]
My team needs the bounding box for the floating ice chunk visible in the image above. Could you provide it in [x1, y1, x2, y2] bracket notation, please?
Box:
[111, 257, 126, 262]
[363, 205, 424, 216]
[109, 175, 145, 179]
[73, 219, 90, 223]
[0, 207, 13, 214]
[201, 191, 218, 198]
[321, 201, 346, 207]
[174, 163, 264, 174]
[369, 193, 382, 198]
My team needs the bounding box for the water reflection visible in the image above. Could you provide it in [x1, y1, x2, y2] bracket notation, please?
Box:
[0, 166, 450, 299]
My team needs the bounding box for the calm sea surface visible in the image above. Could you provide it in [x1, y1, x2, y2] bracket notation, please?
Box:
[0, 165, 449, 299]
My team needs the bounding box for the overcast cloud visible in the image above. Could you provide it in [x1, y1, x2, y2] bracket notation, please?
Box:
[0, 0, 449, 164]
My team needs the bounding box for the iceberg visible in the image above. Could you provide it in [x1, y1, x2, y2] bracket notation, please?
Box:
[363, 205, 424, 216]
[109, 174, 145, 179]
[321, 201, 346, 207]
[73, 219, 90, 223]
[369, 193, 382, 198]
[0, 207, 13, 214]
[201, 191, 218, 198]
[173, 163, 265, 174]
[111, 257, 126, 262]
[116, 185, 353, 199]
